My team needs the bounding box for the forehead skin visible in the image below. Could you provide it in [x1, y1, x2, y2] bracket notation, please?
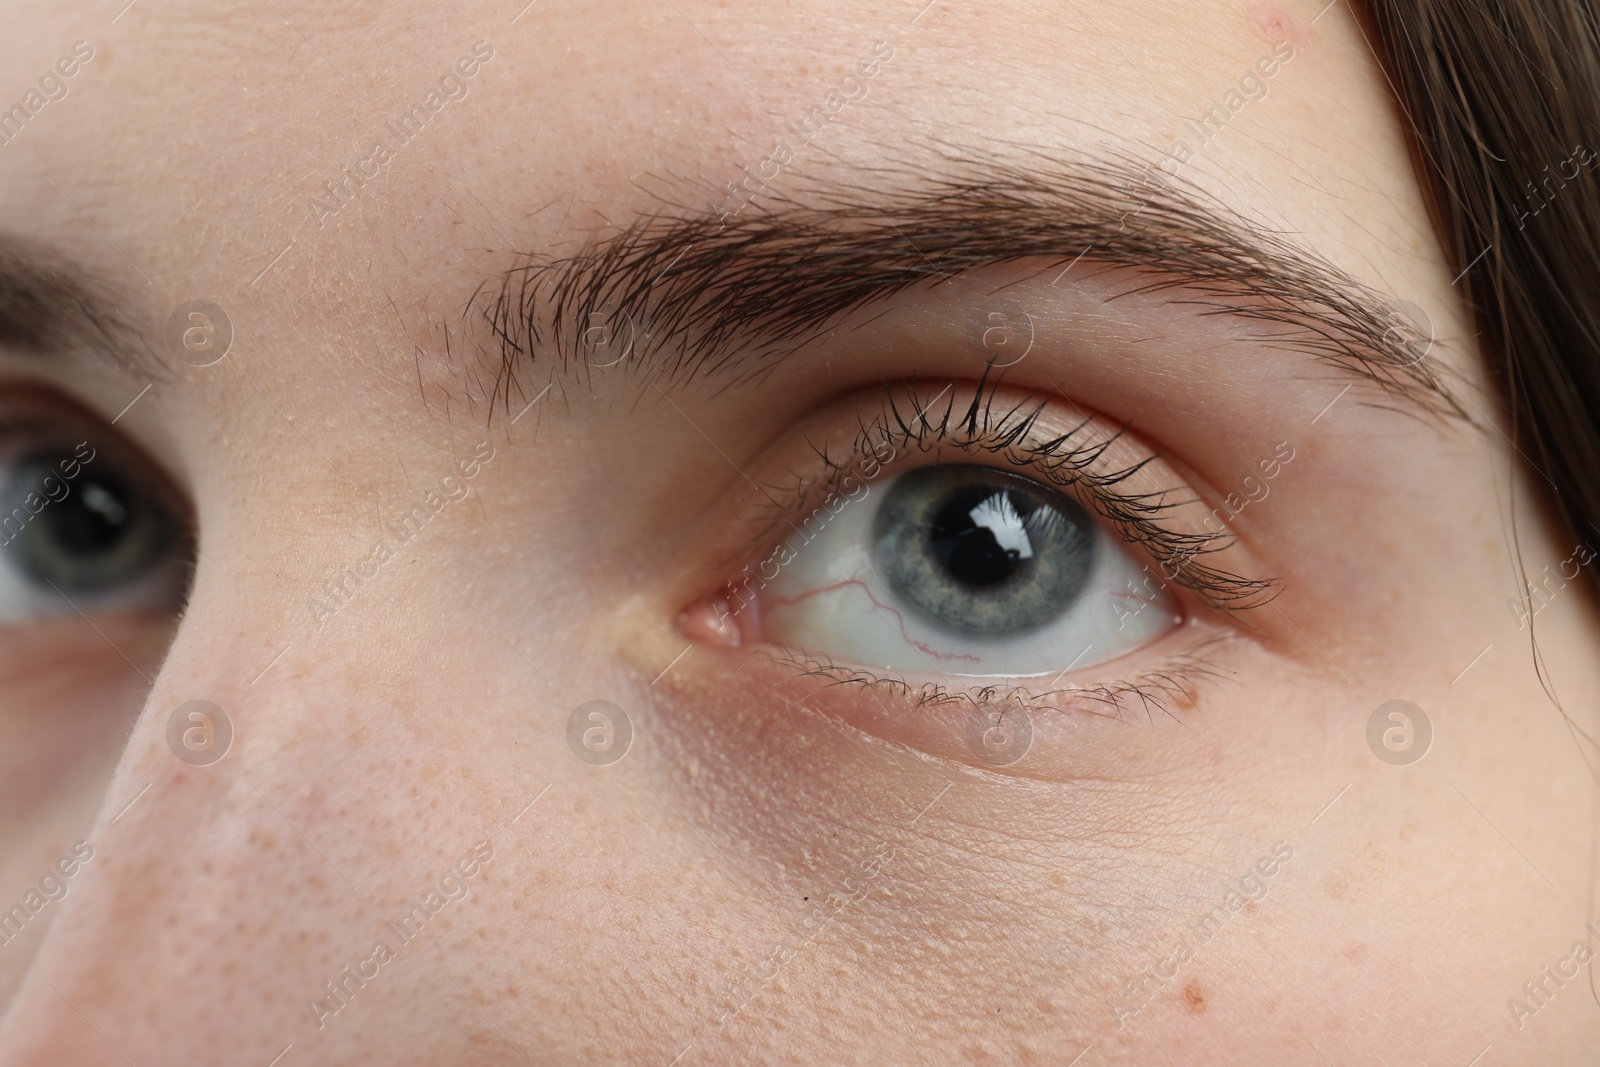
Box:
[0, 1, 1594, 1066]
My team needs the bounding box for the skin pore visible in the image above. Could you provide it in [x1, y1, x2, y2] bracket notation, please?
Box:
[0, 0, 1596, 1064]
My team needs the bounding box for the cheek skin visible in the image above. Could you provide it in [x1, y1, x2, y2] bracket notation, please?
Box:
[0, 618, 166, 805]
[0, 579, 548, 1062]
[639, 652, 1285, 1054]
[0, 619, 155, 1002]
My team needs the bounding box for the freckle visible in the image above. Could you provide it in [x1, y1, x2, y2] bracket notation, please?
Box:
[1183, 980, 1206, 1013]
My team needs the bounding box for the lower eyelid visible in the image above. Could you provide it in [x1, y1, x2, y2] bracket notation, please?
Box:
[671, 624, 1242, 780]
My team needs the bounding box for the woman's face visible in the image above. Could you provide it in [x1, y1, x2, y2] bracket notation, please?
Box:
[0, 1, 1595, 1063]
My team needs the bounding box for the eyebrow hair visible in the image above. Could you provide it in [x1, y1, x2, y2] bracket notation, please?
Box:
[473, 153, 1466, 422]
[0, 234, 159, 380]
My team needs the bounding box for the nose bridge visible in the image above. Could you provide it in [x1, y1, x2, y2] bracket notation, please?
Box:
[0, 606, 436, 1066]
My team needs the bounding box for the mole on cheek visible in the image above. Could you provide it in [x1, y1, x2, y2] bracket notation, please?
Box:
[1183, 979, 1207, 1013]
[1255, 6, 1307, 51]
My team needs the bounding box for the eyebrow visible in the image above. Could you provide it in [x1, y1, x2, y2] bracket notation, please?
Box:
[0, 234, 159, 380]
[474, 153, 1465, 421]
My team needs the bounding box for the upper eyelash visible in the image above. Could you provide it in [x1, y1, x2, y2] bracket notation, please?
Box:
[750, 370, 1277, 614]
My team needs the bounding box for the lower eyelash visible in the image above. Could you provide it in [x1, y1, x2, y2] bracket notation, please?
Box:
[769, 373, 1278, 615]
[753, 631, 1240, 726]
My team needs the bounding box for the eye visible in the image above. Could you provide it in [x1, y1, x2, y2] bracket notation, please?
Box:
[759, 462, 1180, 678]
[0, 434, 190, 621]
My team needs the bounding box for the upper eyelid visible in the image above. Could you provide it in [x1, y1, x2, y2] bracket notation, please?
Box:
[0, 386, 196, 528]
[736, 379, 1278, 615]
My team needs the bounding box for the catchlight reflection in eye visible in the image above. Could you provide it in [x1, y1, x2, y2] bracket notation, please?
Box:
[760, 464, 1180, 678]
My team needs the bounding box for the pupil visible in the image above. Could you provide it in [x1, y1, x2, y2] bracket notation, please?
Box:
[48, 479, 133, 555]
[930, 490, 1032, 587]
